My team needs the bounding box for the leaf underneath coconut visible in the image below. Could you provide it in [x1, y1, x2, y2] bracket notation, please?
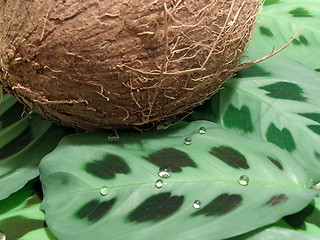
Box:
[0, 94, 68, 200]
[40, 121, 317, 240]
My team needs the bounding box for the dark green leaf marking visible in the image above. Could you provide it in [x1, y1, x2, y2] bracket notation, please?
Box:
[292, 39, 301, 46]
[266, 194, 287, 206]
[0, 126, 33, 159]
[223, 104, 253, 133]
[307, 125, 320, 136]
[266, 123, 296, 152]
[127, 192, 184, 223]
[192, 194, 242, 217]
[315, 152, 320, 160]
[143, 148, 196, 172]
[292, 35, 309, 46]
[210, 146, 249, 169]
[0, 216, 45, 239]
[85, 154, 130, 179]
[263, 0, 280, 6]
[315, 68, 320, 73]
[0, 102, 24, 129]
[259, 82, 307, 101]
[259, 26, 273, 37]
[0, 167, 19, 179]
[283, 202, 320, 230]
[299, 113, 320, 135]
[289, 7, 312, 17]
[299, 113, 320, 124]
[299, 35, 309, 46]
[236, 65, 271, 78]
[267, 156, 283, 170]
[76, 198, 116, 223]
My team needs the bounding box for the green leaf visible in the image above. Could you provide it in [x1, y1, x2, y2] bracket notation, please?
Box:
[215, 54, 320, 182]
[230, 197, 320, 240]
[0, 94, 68, 200]
[40, 121, 317, 240]
[253, 0, 320, 69]
[0, 178, 57, 240]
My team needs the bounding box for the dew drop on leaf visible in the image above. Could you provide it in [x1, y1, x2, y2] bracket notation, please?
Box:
[184, 137, 192, 145]
[238, 175, 250, 186]
[158, 166, 172, 178]
[198, 127, 206, 134]
[155, 179, 164, 188]
[100, 186, 109, 196]
[193, 200, 201, 209]
[0, 232, 5, 240]
[108, 132, 119, 143]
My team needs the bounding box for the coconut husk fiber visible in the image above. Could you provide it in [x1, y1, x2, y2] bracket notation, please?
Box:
[0, 0, 263, 130]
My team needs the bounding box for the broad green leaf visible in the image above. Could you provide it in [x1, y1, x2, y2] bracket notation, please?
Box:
[206, 54, 320, 182]
[0, 94, 68, 200]
[230, 197, 320, 240]
[40, 121, 317, 240]
[0, 178, 57, 240]
[253, 0, 320, 70]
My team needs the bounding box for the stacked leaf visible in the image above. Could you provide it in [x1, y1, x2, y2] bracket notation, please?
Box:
[39, 121, 317, 240]
[0, 178, 56, 239]
[0, 93, 68, 200]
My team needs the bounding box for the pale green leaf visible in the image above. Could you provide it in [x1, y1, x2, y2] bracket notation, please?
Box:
[253, 0, 320, 69]
[40, 121, 316, 240]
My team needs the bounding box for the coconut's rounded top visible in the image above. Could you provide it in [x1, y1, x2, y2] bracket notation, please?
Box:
[0, 0, 262, 130]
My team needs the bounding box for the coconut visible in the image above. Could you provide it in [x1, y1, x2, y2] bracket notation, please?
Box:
[0, 0, 262, 130]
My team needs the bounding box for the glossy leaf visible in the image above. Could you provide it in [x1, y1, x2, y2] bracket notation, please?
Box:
[0, 178, 57, 240]
[40, 121, 317, 240]
[253, 0, 320, 70]
[0, 94, 68, 200]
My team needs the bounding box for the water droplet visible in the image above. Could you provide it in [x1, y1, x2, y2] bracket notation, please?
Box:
[238, 175, 249, 186]
[193, 200, 201, 209]
[198, 127, 206, 134]
[108, 132, 119, 143]
[155, 179, 164, 188]
[158, 166, 172, 178]
[184, 137, 192, 145]
[100, 186, 109, 196]
[0, 232, 5, 240]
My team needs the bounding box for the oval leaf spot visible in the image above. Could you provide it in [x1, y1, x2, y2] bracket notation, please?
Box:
[192, 194, 242, 217]
[75, 198, 116, 223]
[266, 194, 288, 206]
[143, 148, 197, 172]
[0, 126, 34, 160]
[0, 216, 45, 240]
[266, 123, 296, 152]
[289, 7, 313, 17]
[259, 26, 274, 37]
[267, 156, 284, 170]
[210, 146, 249, 169]
[236, 65, 271, 78]
[223, 104, 253, 133]
[85, 154, 130, 179]
[0, 102, 24, 129]
[127, 192, 184, 223]
[259, 82, 307, 101]
[283, 203, 320, 230]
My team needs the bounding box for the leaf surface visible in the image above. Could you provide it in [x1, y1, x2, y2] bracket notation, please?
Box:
[0, 94, 68, 200]
[40, 121, 317, 240]
[0, 178, 57, 240]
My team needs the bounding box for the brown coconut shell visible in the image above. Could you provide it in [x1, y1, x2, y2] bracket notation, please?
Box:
[0, 0, 262, 130]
